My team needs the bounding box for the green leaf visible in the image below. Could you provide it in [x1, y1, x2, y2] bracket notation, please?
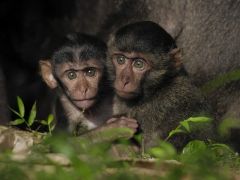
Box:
[28, 101, 37, 126]
[40, 120, 48, 125]
[17, 96, 25, 118]
[210, 143, 235, 157]
[10, 118, 25, 125]
[148, 141, 176, 159]
[180, 121, 190, 132]
[181, 140, 209, 163]
[133, 133, 142, 144]
[166, 128, 186, 141]
[185, 116, 212, 123]
[9, 107, 22, 117]
[148, 147, 166, 159]
[165, 116, 212, 141]
[47, 114, 54, 125]
[210, 143, 234, 152]
[182, 140, 207, 155]
[50, 124, 56, 131]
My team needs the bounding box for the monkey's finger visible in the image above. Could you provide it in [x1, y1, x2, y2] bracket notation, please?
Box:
[125, 120, 138, 127]
[127, 123, 138, 129]
[122, 120, 138, 128]
[120, 117, 138, 123]
[118, 118, 137, 125]
[127, 120, 138, 127]
[106, 118, 117, 123]
[119, 119, 138, 129]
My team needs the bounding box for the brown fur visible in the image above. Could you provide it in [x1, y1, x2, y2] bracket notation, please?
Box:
[107, 21, 215, 149]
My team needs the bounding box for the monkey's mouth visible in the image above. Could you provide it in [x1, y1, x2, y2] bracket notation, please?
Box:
[115, 89, 139, 99]
[72, 98, 96, 109]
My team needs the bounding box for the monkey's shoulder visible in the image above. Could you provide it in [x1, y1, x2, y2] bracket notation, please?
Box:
[151, 76, 205, 106]
[131, 76, 209, 120]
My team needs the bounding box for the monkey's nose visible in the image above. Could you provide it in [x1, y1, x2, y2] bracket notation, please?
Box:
[122, 76, 130, 87]
[79, 87, 88, 94]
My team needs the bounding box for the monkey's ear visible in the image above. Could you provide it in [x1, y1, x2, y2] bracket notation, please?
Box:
[39, 60, 57, 89]
[169, 48, 183, 69]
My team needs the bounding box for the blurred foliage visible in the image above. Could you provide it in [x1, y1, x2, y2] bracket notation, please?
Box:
[218, 118, 240, 138]
[2, 96, 240, 179]
[201, 69, 240, 94]
[1, 131, 240, 179]
[0, 115, 239, 179]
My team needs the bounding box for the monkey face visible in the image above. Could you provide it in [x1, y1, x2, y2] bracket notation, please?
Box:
[55, 59, 104, 110]
[111, 51, 151, 99]
[40, 58, 104, 110]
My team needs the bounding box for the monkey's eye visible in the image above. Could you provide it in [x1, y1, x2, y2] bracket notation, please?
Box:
[133, 59, 145, 69]
[116, 55, 126, 65]
[67, 71, 77, 80]
[85, 68, 96, 77]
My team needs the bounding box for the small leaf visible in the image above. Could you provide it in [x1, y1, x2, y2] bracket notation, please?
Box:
[148, 147, 165, 159]
[17, 96, 25, 118]
[133, 133, 142, 144]
[186, 116, 212, 123]
[47, 114, 54, 125]
[28, 101, 37, 126]
[148, 141, 176, 159]
[10, 118, 25, 126]
[166, 128, 187, 140]
[9, 107, 21, 117]
[180, 121, 190, 132]
[40, 120, 48, 125]
[50, 124, 56, 131]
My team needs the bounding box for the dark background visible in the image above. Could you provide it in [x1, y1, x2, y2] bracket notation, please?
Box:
[0, 0, 115, 122]
[0, 0, 239, 138]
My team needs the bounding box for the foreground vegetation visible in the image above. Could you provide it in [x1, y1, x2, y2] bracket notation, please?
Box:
[1, 129, 240, 180]
[0, 96, 240, 179]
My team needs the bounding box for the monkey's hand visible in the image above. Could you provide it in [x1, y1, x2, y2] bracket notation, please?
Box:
[79, 117, 138, 143]
[106, 116, 138, 133]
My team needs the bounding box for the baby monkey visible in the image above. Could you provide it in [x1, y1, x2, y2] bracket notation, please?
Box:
[107, 21, 214, 149]
[39, 33, 138, 136]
